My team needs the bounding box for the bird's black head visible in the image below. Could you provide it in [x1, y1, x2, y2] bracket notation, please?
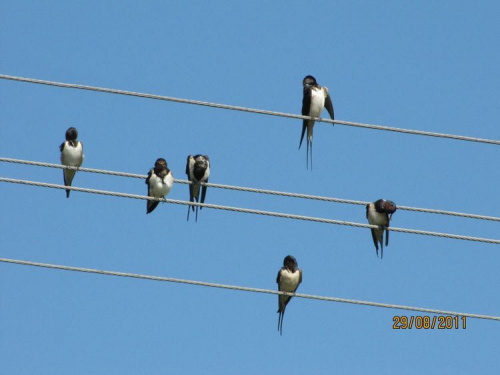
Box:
[65, 127, 78, 142]
[154, 158, 169, 175]
[303, 75, 317, 86]
[384, 200, 397, 217]
[373, 199, 387, 213]
[374, 199, 397, 216]
[155, 158, 167, 168]
[283, 255, 298, 272]
[194, 155, 209, 168]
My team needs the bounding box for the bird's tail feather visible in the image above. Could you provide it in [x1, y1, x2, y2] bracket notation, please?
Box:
[299, 122, 307, 150]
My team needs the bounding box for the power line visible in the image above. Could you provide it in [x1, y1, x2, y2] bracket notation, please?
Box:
[1, 176, 499, 245]
[2, 157, 499, 222]
[1, 257, 498, 321]
[1, 74, 499, 146]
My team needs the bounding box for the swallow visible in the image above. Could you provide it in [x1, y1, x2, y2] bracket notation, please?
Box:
[59, 127, 84, 198]
[366, 199, 397, 258]
[185, 155, 210, 221]
[145, 158, 174, 214]
[299, 75, 334, 170]
[277, 255, 302, 335]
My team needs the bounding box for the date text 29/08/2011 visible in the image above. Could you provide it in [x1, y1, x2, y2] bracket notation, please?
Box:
[393, 315, 467, 329]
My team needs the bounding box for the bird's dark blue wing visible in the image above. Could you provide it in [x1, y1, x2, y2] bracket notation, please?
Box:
[299, 86, 312, 149]
[200, 179, 208, 206]
[371, 229, 379, 250]
[145, 170, 153, 186]
[302, 86, 312, 116]
[324, 93, 334, 121]
[185, 155, 191, 176]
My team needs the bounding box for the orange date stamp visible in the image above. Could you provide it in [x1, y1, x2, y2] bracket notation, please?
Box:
[393, 315, 467, 329]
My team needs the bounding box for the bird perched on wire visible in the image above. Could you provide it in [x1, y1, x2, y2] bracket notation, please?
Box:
[185, 155, 210, 221]
[59, 127, 84, 198]
[299, 75, 335, 170]
[366, 199, 397, 258]
[277, 255, 302, 335]
[145, 158, 174, 214]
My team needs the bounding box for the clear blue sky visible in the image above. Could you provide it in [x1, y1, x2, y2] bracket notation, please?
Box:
[1, 1, 499, 374]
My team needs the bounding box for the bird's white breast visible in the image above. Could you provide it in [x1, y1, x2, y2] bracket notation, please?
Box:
[203, 165, 211, 182]
[149, 172, 174, 197]
[279, 269, 301, 292]
[61, 142, 84, 167]
[309, 87, 326, 118]
[367, 204, 388, 226]
[188, 157, 196, 181]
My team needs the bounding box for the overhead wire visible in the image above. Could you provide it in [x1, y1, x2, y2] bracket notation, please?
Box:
[1, 177, 499, 245]
[1, 157, 499, 222]
[2, 75, 498, 326]
[1, 74, 500, 145]
[1, 76, 498, 326]
[1, 257, 499, 321]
